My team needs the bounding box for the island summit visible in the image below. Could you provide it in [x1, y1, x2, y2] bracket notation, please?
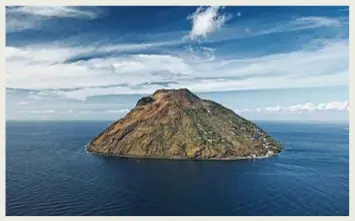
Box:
[86, 88, 282, 160]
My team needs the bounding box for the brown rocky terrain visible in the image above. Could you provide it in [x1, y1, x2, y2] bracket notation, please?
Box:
[86, 88, 282, 160]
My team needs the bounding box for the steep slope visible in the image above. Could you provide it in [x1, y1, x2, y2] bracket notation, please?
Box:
[86, 88, 282, 160]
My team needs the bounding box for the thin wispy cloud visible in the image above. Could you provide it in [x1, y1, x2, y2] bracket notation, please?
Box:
[184, 45, 216, 61]
[234, 108, 253, 114]
[6, 6, 102, 32]
[293, 16, 342, 28]
[107, 109, 130, 113]
[235, 100, 349, 114]
[19, 110, 56, 114]
[8, 6, 99, 19]
[5, 6, 349, 121]
[6, 38, 348, 100]
[6, 18, 40, 33]
[199, 15, 346, 45]
[338, 8, 349, 12]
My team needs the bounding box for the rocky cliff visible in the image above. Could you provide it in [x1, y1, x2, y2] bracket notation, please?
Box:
[86, 88, 282, 160]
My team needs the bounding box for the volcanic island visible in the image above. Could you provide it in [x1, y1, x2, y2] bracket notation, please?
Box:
[86, 88, 282, 160]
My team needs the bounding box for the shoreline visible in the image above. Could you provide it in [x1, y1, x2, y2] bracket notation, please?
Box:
[84, 145, 281, 161]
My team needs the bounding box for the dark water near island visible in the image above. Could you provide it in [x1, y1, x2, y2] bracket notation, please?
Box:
[6, 121, 349, 216]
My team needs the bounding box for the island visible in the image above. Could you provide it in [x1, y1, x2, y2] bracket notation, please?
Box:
[86, 88, 282, 160]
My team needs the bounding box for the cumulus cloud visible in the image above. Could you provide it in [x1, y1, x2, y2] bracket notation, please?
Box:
[187, 6, 231, 40]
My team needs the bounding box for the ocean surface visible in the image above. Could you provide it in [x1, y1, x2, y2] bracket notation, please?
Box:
[6, 121, 349, 216]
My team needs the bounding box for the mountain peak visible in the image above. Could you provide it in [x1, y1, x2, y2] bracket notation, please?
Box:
[152, 88, 193, 96]
[136, 88, 200, 108]
[87, 88, 282, 160]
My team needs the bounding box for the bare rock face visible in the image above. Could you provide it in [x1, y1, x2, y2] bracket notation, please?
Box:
[86, 88, 282, 160]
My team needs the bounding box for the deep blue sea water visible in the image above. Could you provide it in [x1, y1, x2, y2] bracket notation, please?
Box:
[6, 121, 349, 216]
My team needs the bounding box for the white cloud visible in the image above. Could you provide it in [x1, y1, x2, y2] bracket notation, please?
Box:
[265, 106, 282, 112]
[262, 16, 343, 36]
[234, 108, 252, 114]
[294, 16, 342, 28]
[187, 6, 231, 40]
[323, 101, 349, 111]
[7, 6, 99, 19]
[6, 47, 193, 91]
[6, 17, 41, 32]
[5, 38, 348, 100]
[6, 6, 101, 32]
[107, 109, 130, 113]
[6, 45, 87, 63]
[263, 100, 349, 113]
[19, 101, 29, 105]
[234, 100, 348, 115]
[204, 16, 346, 44]
[185, 45, 216, 61]
[20, 110, 56, 114]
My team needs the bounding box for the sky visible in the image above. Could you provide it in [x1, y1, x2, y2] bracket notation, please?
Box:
[5, 6, 349, 121]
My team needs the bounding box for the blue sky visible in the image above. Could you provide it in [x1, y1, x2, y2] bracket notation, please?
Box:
[5, 6, 349, 121]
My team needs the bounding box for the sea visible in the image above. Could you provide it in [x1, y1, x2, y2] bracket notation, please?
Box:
[6, 121, 349, 216]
